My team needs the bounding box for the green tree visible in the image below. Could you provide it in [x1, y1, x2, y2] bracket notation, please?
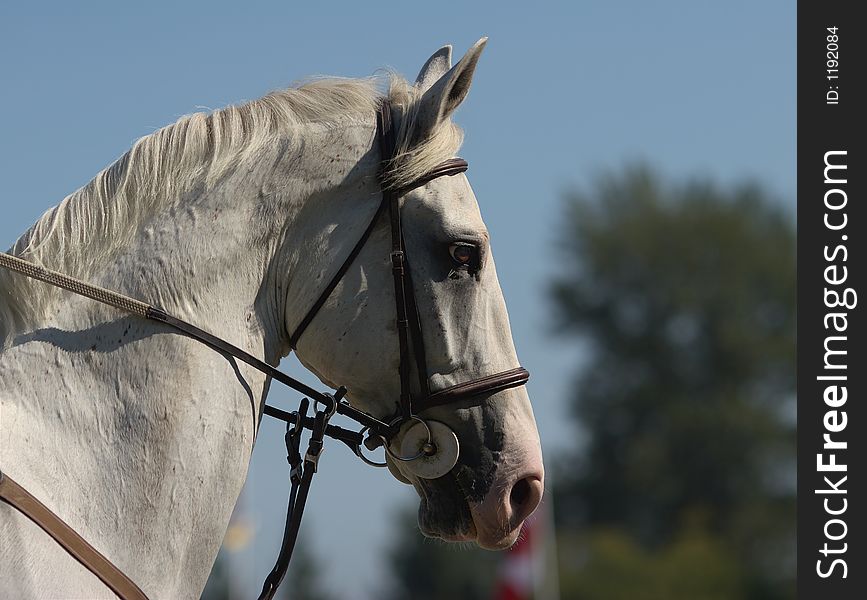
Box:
[550, 165, 795, 599]
[279, 535, 334, 600]
[201, 534, 333, 600]
[379, 507, 500, 600]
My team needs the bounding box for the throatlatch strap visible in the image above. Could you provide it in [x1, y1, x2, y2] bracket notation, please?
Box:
[287, 198, 389, 349]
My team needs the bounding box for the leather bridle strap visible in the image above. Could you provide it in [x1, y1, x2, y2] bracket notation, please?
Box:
[379, 106, 415, 420]
[288, 102, 528, 426]
[286, 104, 484, 424]
[418, 366, 531, 412]
[0, 469, 149, 600]
[287, 198, 388, 350]
[375, 104, 529, 421]
[402, 251, 433, 400]
[0, 252, 389, 442]
[256, 397, 330, 600]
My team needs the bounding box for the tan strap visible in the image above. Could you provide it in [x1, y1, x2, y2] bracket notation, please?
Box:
[0, 469, 149, 600]
[0, 252, 150, 318]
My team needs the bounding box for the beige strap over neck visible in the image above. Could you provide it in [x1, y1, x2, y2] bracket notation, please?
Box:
[0, 469, 149, 600]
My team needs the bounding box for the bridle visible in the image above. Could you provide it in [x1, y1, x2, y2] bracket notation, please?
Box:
[0, 100, 530, 600]
[288, 104, 528, 426]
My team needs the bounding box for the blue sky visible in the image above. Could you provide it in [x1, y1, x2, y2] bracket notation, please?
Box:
[0, 2, 794, 598]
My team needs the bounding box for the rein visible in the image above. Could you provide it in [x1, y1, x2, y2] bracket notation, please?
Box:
[0, 101, 529, 599]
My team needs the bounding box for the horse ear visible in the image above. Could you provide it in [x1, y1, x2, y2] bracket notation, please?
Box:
[415, 45, 452, 91]
[413, 37, 487, 137]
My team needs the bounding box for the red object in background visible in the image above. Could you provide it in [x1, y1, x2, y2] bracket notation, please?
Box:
[492, 517, 537, 600]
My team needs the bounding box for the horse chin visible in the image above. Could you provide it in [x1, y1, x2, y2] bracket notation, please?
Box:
[412, 477, 476, 543]
[412, 478, 522, 549]
[390, 439, 509, 548]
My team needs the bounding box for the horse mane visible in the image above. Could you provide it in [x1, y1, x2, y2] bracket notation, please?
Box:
[0, 74, 463, 347]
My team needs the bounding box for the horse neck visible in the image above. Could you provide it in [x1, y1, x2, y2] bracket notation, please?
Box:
[0, 119, 377, 597]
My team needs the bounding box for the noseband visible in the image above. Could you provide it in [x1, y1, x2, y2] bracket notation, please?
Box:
[0, 101, 529, 600]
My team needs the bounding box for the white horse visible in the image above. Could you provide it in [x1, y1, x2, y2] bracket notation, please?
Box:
[0, 39, 543, 598]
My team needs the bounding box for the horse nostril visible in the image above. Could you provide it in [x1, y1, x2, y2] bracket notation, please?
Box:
[509, 474, 543, 525]
[511, 477, 531, 507]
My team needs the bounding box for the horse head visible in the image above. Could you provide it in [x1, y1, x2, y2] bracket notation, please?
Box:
[289, 39, 544, 549]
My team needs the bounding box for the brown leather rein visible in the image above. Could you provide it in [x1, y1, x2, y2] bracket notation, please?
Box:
[0, 101, 529, 599]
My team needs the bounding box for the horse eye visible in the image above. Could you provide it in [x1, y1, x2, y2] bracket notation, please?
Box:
[449, 243, 477, 268]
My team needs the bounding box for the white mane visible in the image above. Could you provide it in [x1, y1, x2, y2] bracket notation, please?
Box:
[0, 74, 463, 346]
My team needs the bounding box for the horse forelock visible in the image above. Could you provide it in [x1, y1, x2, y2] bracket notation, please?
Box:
[0, 73, 464, 347]
[384, 76, 465, 190]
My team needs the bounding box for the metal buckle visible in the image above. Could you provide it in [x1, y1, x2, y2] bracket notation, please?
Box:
[304, 447, 323, 473]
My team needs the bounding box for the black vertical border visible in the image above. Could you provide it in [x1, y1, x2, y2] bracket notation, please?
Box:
[798, 2, 865, 598]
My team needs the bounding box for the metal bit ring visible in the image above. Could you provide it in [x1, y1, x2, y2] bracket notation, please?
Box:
[355, 415, 433, 467]
[353, 442, 388, 468]
[354, 424, 390, 468]
[379, 416, 433, 462]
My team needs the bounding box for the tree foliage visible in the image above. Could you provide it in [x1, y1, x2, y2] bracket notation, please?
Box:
[202, 534, 333, 600]
[550, 165, 795, 598]
[379, 164, 795, 599]
[279, 534, 335, 600]
[378, 508, 499, 600]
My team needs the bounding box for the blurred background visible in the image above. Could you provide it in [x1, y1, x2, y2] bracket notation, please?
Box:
[0, 2, 794, 599]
